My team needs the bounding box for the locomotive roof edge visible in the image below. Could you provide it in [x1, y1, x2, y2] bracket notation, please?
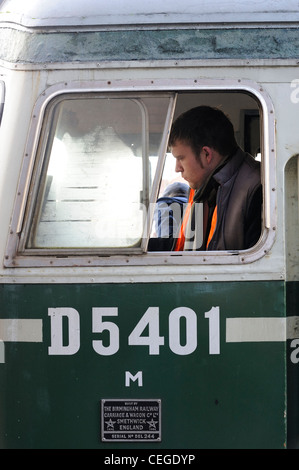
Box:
[0, 0, 299, 29]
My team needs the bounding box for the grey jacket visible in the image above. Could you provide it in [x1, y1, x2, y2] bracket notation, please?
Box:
[187, 147, 262, 251]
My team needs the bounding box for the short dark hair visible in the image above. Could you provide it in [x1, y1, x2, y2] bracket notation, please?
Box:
[168, 106, 238, 157]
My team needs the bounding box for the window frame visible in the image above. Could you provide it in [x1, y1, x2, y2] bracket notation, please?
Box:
[4, 78, 276, 268]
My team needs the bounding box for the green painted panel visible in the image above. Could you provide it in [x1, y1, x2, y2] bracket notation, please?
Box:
[0, 281, 286, 449]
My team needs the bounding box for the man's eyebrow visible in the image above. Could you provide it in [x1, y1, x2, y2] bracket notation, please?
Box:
[173, 153, 184, 158]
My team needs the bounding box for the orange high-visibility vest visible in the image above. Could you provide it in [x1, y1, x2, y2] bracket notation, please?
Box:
[175, 189, 217, 251]
[206, 205, 217, 249]
[174, 189, 195, 251]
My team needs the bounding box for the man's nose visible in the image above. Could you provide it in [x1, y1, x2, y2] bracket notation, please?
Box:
[175, 160, 182, 173]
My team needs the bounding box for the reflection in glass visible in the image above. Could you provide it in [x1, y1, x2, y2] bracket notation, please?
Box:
[27, 95, 172, 249]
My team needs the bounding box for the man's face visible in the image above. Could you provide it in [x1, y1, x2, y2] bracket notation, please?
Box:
[171, 140, 211, 190]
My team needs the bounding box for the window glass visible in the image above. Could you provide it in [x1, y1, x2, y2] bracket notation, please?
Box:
[26, 94, 174, 249]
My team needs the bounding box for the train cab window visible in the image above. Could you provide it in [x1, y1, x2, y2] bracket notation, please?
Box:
[5, 84, 276, 267]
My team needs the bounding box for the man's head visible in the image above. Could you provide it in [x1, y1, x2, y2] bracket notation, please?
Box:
[169, 105, 237, 157]
[169, 106, 238, 190]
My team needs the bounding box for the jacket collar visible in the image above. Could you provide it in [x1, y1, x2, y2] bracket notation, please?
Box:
[212, 146, 244, 186]
[193, 147, 241, 203]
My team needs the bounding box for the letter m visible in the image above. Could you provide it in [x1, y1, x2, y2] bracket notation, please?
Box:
[125, 371, 143, 387]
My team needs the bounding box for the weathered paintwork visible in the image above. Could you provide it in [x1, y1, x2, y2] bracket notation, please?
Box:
[0, 28, 299, 64]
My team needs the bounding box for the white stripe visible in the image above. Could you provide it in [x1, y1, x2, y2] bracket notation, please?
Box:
[287, 316, 299, 339]
[226, 317, 286, 342]
[0, 340, 4, 363]
[226, 316, 299, 342]
[0, 319, 43, 342]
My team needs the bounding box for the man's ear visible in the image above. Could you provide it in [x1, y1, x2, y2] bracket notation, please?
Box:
[202, 146, 213, 165]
